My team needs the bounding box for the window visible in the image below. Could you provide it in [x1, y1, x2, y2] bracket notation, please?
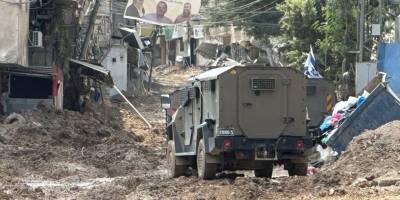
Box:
[307, 86, 317, 96]
[251, 79, 275, 90]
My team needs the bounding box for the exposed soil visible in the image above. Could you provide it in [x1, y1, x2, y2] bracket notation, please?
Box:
[0, 65, 399, 200]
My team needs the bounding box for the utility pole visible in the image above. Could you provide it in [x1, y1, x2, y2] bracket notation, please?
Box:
[358, 0, 365, 62]
[378, 0, 383, 42]
[358, 0, 385, 62]
[148, 27, 159, 92]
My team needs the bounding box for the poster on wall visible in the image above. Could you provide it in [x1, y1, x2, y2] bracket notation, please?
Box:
[193, 25, 204, 39]
[124, 0, 201, 26]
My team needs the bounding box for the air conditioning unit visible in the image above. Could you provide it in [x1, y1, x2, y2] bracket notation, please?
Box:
[29, 31, 43, 47]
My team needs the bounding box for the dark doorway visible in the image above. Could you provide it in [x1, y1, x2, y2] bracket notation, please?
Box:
[9, 73, 52, 99]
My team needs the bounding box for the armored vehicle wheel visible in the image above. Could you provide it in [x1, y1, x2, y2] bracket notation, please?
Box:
[287, 163, 308, 176]
[197, 139, 217, 180]
[254, 163, 273, 178]
[167, 140, 186, 178]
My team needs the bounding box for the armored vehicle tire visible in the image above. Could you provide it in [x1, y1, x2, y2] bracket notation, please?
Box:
[287, 163, 308, 176]
[167, 140, 186, 178]
[197, 139, 217, 180]
[254, 163, 273, 178]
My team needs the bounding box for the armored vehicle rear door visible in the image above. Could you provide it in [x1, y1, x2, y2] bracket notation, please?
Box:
[238, 70, 287, 138]
[232, 67, 305, 139]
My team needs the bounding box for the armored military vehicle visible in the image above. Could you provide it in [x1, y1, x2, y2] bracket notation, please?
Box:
[305, 78, 336, 130]
[161, 65, 313, 179]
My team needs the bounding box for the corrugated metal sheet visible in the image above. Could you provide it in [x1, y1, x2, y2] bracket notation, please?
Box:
[0, 63, 53, 75]
[70, 59, 109, 75]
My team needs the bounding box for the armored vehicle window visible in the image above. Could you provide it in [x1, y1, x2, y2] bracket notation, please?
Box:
[203, 81, 210, 93]
[195, 87, 200, 99]
[306, 86, 317, 96]
[187, 87, 198, 100]
[211, 80, 216, 92]
[251, 79, 275, 90]
[180, 88, 189, 105]
[203, 81, 216, 93]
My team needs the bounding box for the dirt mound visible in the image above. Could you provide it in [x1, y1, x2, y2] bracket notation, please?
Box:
[322, 121, 400, 184]
[258, 121, 400, 198]
[0, 104, 162, 199]
[274, 120, 400, 198]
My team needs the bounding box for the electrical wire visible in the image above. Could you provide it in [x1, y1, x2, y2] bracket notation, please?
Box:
[203, 1, 282, 19]
[204, 0, 278, 25]
[204, 0, 280, 15]
[208, 11, 282, 14]
[205, 0, 263, 14]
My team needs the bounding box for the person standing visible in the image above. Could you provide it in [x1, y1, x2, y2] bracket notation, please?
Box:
[125, 0, 145, 18]
[175, 3, 192, 24]
[143, 1, 173, 24]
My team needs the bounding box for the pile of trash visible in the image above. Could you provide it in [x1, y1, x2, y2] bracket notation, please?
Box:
[310, 91, 371, 168]
[318, 91, 370, 145]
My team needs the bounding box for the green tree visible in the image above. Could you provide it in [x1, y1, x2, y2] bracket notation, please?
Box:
[314, 0, 358, 80]
[277, 0, 323, 70]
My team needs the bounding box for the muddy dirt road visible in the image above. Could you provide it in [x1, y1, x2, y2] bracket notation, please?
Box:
[0, 66, 399, 200]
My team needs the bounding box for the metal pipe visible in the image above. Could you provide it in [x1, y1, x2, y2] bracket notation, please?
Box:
[113, 85, 152, 128]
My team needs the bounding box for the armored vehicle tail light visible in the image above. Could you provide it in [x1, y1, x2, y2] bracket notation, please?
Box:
[223, 139, 233, 149]
[296, 139, 305, 151]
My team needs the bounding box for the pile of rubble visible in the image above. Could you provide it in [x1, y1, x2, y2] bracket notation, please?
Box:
[322, 120, 400, 187]
[285, 120, 400, 198]
[0, 104, 162, 199]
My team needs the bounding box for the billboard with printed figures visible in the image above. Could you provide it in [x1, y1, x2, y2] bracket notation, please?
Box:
[124, 0, 201, 25]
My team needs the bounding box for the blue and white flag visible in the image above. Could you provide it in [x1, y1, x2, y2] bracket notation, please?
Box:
[304, 45, 323, 78]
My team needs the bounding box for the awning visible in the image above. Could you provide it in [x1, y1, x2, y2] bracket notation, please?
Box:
[119, 27, 145, 49]
[69, 59, 114, 86]
[0, 63, 53, 75]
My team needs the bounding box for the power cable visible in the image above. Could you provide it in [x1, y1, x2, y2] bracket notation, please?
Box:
[208, 11, 282, 14]
[205, 0, 263, 14]
[205, 0, 279, 21]
[204, 0, 280, 15]
[204, 0, 278, 25]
